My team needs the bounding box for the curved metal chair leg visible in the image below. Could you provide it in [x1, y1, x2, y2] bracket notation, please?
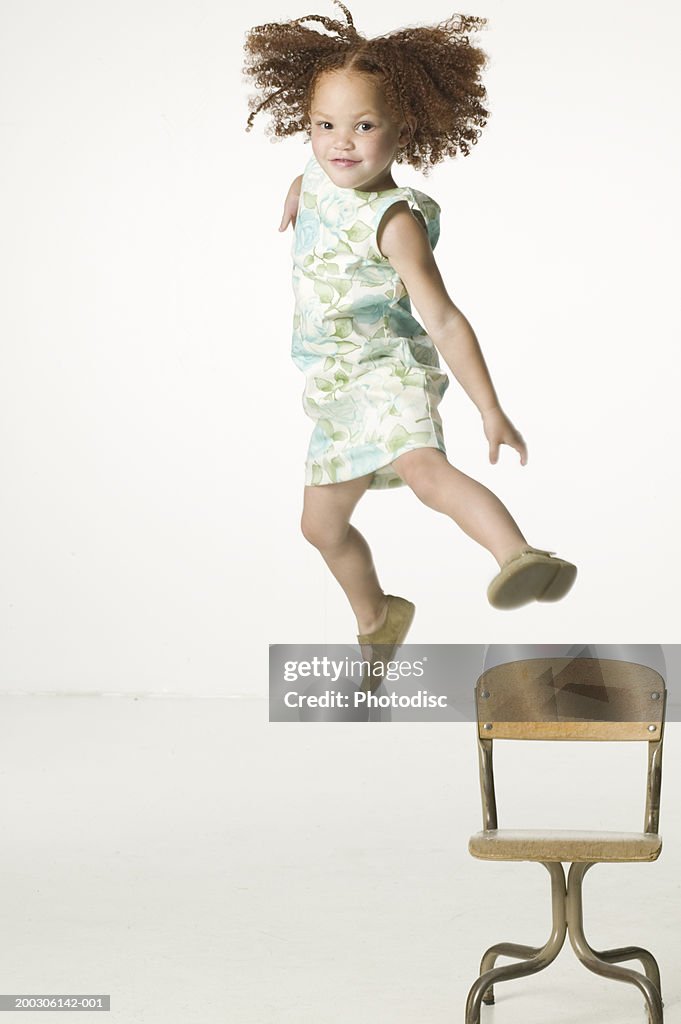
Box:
[566, 862, 664, 1024]
[478, 941, 543, 1005]
[580, 942, 662, 995]
[465, 863, 567, 1024]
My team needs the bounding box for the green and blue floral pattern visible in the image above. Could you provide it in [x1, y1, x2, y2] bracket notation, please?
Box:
[291, 151, 450, 489]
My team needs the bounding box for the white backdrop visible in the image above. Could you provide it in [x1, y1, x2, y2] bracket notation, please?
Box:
[1, 0, 679, 695]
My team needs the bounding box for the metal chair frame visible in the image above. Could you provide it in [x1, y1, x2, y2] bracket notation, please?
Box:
[465, 656, 666, 1024]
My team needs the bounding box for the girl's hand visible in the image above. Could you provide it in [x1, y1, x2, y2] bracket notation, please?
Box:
[482, 406, 528, 466]
[279, 174, 303, 232]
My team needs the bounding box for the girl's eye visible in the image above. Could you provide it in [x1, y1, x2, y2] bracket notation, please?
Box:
[317, 122, 373, 132]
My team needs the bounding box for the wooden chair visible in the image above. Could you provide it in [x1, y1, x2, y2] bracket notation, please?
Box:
[465, 655, 666, 1024]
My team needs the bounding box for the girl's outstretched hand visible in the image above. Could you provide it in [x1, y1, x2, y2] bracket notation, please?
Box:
[279, 174, 303, 232]
[482, 406, 528, 466]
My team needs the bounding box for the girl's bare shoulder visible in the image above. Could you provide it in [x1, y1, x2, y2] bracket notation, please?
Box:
[377, 201, 429, 259]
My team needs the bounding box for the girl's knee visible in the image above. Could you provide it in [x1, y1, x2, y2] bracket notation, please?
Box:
[300, 511, 350, 550]
[394, 449, 449, 507]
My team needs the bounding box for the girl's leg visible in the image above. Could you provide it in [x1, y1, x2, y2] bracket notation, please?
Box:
[300, 473, 390, 634]
[391, 447, 529, 566]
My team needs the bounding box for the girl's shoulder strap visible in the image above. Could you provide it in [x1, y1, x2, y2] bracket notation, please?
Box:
[369, 185, 441, 251]
[408, 187, 441, 248]
[301, 150, 322, 190]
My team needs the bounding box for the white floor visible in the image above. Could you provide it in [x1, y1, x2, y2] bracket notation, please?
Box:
[0, 696, 679, 1024]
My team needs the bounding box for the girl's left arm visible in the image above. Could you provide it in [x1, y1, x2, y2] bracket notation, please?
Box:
[378, 204, 527, 464]
[279, 174, 303, 232]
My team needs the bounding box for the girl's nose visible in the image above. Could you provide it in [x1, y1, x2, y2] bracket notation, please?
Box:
[333, 129, 354, 147]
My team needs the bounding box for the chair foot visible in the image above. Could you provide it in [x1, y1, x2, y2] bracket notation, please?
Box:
[566, 863, 664, 1024]
[465, 863, 567, 1023]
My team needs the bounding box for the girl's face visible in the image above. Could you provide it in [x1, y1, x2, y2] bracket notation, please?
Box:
[308, 71, 413, 192]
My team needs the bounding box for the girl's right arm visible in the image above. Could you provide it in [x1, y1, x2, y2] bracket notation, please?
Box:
[278, 174, 303, 232]
[379, 203, 528, 466]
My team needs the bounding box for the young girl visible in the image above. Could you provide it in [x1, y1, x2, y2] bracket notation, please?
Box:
[243, 2, 577, 668]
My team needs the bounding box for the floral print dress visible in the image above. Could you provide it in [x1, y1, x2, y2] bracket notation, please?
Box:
[290, 151, 450, 489]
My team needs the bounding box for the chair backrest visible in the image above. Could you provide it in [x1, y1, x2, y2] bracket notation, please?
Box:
[474, 656, 666, 834]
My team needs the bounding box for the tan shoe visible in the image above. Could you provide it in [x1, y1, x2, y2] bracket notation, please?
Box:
[487, 546, 577, 609]
[356, 594, 416, 694]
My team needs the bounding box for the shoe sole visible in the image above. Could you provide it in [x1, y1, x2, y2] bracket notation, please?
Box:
[488, 558, 577, 610]
[537, 562, 578, 602]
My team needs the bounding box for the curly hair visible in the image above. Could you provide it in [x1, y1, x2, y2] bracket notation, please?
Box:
[242, 0, 490, 174]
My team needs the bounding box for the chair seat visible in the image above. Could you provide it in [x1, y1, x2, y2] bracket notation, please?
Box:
[469, 828, 662, 863]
